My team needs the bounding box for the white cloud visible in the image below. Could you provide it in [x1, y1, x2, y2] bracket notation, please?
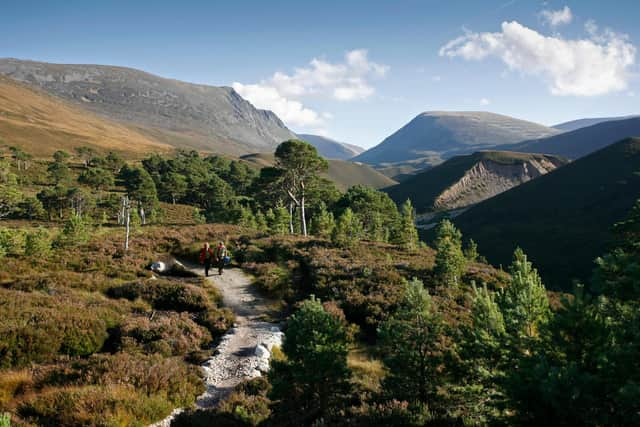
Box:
[480, 98, 491, 105]
[232, 82, 323, 127]
[233, 49, 388, 129]
[540, 6, 573, 27]
[432, 75, 442, 82]
[439, 21, 636, 96]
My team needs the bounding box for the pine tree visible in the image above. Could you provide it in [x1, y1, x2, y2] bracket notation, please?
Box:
[269, 296, 351, 422]
[266, 203, 290, 235]
[464, 239, 479, 262]
[254, 210, 268, 232]
[331, 208, 362, 247]
[378, 278, 446, 406]
[394, 199, 419, 249]
[310, 202, 335, 238]
[433, 219, 466, 287]
[498, 248, 549, 340]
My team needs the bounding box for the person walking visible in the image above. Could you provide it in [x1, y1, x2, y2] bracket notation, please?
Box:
[215, 241, 228, 276]
[199, 242, 215, 277]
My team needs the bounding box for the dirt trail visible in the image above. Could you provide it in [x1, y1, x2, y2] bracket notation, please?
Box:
[151, 264, 282, 426]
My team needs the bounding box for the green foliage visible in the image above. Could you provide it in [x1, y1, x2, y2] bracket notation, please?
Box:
[265, 203, 290, 235]
[0, 228, 23, 258]
[24, 228, 52, 259]
[394, 198, 419, 249]
[0, 183, 23, 219]
[17, 196, 45, 220]
[310, 202, 335, 238]
[378, 278, 446, 406]
[55, 215, 91, 247]
[78, 167, 114, 191]
[52, 150, 71, 163]
[119, 165, 159, 217]
[0, 412, 9, 427]
[433, 219, 466, 287]
[464, 238, 479, 262]
[332, 207, 363, 247]
[498, 248, 550, 340]
[47, 159, 72, 185]
[336, 185, 400, 243]
[37, 185, 68, 220]
[269, 296, 351, 421]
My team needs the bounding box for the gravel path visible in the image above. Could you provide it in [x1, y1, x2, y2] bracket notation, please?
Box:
[150, 264, 282, 426]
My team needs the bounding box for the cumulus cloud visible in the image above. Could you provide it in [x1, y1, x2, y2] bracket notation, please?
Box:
[540, 6, 573, 27]
[480, 98, 491, 106]
[232, 82, 323, 127]
[439, 21, 636, 96]
[233, 49, 388, 128]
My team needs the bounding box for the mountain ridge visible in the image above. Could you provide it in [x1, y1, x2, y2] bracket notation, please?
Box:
[297, 133, 364, 160]
[386, 151, 566, 214]
[354, 111, 560, 167]
[0, 58, 297, 156]
[453, 137, 640, 290]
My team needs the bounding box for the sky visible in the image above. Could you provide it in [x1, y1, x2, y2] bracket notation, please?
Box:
[1, 0, 639, 148]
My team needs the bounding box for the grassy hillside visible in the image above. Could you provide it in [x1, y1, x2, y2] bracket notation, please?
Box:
[505, 117, 640, 159]
[387, 151, 566, 213]
[240, 153, 397, 190]
[453, 138, 640, 290]
[0, 76, 173, 158]
[0, 59, 297, 156]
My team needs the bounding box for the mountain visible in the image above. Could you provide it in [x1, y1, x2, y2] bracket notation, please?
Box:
[553, 115, 639, 132]
[387, 151, 566, 214]
[297, 134, 364, 160]
[240, 153, 396, 191]
[0, 58, 297, 156]
[353, 111, 560, 167]
[452, 138, 640, 290]
[0, 75, 173, 157]
[505, 117, 640, 160]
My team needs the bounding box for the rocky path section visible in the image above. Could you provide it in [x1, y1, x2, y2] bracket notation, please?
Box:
[151, 265, 282, 426]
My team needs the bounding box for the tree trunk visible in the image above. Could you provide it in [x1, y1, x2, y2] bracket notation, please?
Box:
[288, 202, 294, 234]
[300, 194, 307, 237]
[139, 205, 146, 225]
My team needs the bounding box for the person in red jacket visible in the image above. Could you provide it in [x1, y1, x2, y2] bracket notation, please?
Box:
[199, 242, 215, 277]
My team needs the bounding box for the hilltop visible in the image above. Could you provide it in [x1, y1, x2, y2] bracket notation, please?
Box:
[240, 152, 396, 191]
[0, 75, 172, 157]
[297, 134, 364, 160]
[505, 116, 640, 160]
[354, 111, 559, 168]
[387, 151, 566, 213]
[553, 115, 639, 132]
[0, 58, 297, 156]
[453, 137, 640, 290]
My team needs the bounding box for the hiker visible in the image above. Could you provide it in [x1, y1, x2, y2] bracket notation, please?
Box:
[215, 241, 228, 276]
[199, 242, 215, 277]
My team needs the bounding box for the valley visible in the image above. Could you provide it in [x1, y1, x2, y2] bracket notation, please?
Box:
[1, 40, 640, 427]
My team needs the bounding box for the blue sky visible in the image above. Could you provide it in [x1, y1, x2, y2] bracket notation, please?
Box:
[1, 0, 639, 148]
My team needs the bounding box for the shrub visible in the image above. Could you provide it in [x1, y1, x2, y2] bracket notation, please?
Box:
[116, 312, 212, 356]
[0, 288, 121, 367]
[18, 385, 173, 426]
[0, 413, 9, 427]
[218, 391, 271, 427]
[107, 279, 210, 312]
[24, 228, 52, 259]
[0, 228, 23, 258]
[54, 215, 91, 247]
[0, 370, 33, 408]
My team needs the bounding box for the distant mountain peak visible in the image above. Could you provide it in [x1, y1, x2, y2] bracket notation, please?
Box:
[297, 133, 365, 160]
[354, 111, 559, 167]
